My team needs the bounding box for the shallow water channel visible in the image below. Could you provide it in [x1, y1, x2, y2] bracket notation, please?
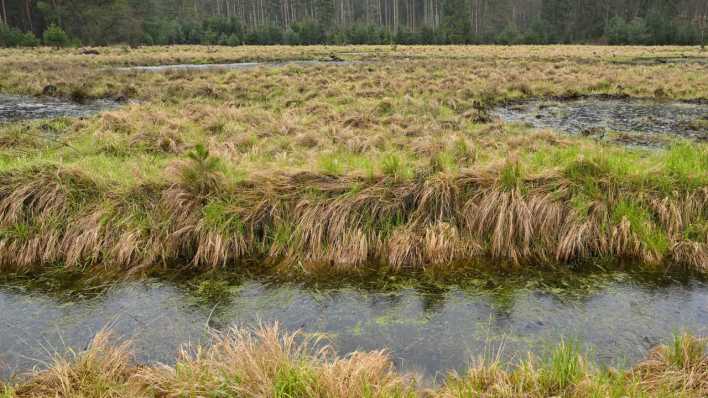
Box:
[115, 59, 354, 72]
[494, 97, 708, 142]
[1, 271, 706, 381]
[0, 95, 115, 123]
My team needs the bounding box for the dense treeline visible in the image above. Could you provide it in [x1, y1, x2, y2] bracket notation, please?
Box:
[1, 0, 707, 46]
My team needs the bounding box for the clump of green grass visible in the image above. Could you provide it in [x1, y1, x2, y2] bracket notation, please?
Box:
[498, 160, 524, 192]
[611, 199, 669, 259]
[563, 156, 609, 198]
[684, 221, 707, 242]
[319, 154, 344, 175]
[273, 365, 316, 397]
[0, 386, 13, 398]
[0, 223, 34, 241]
[442, 333, 707, 398]
[201, 199, 244, 234]
[665, 334, 706, 370]
[450, 137, 473, 163]
[663, 143, 708, 189]
[538, 340, 585, 394]
[381, 153, 413, 181]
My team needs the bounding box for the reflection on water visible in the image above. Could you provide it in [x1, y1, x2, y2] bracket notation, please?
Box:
[0, 95, 116, 123]
[1, 271, 706, 380]
[493, 97, 708, 142]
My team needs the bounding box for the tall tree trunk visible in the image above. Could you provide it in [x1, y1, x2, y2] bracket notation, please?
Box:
[1, 0, 7, 25]
[25, 0, 34, 31]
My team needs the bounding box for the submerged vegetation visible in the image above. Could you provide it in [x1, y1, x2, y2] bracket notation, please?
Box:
[0, 45, 706, 275]
[1, 324, 706, 397]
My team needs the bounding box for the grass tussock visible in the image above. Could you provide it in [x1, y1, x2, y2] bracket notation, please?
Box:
[140, 324, 411, 398]
[632, 334, 708, 395]
[0, 148, 705, 274]
[440, 335, 708, 397]
[12, 331, 135, 398]
[0, 45, 706, 275]
[6, 326, 707, 398]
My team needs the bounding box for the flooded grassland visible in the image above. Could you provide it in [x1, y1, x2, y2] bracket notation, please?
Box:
[0, 45, 706, 396]
[494, 96, 707, 145]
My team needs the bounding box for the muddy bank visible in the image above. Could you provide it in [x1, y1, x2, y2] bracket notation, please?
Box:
[493, 96, 708, 143]
[0, 95, 116, 123]
[0, 270, 706, 380]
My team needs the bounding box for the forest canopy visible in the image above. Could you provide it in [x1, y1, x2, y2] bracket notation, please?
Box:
[0, 0, 706, 47]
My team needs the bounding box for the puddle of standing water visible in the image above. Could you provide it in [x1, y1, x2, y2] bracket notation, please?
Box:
[115, 60, 355, 72]
[0, 95, 116, 123]
[613, 56, 708, 65]
[0, 271, 706, 381]
[493, 97, 708, 142]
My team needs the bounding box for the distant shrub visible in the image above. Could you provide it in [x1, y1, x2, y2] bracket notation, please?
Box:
[200, 30, 218, 45]
[0, 23, 39, 47]
[43, 23, 70, 48]
[230, 34, 242, 46]
[290, 19, 323, 45]
[497, 22, 523, 45]
[606, 16, 651, 44]
[283, 28, 301, 45]
[626, 17, 650, 44]
[606, 16, 629, 44]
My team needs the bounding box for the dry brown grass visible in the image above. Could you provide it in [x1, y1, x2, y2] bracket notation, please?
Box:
[0, 156, 704, 274]
[632, 334, 708, 396]
[13, 331, 135, 398]
[0, 45, 705, 274]
[139, 324, 411, 398]
[7, 326, 707, 398]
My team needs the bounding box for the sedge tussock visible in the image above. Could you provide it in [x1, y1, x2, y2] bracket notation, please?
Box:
[13, 330, 135, 398]
[632, 334, 708, 395]
[9, 327, 706, 398]
[137, 324, 412, 398]
[0, 162, 704, 274]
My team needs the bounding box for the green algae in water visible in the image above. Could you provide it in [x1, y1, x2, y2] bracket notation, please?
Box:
[0, 267, 706, 380]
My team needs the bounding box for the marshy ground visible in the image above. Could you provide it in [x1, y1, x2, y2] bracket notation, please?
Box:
[0, 45, 706, 273]
[493, 96, 707, 144]
[0, 45, 706, 396]
[0, 95, 116, 123]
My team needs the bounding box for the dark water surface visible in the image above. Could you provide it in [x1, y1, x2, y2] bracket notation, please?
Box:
[1, 271, 706, 381]
[494, 97, 708, 142]
[0, 95, 115, 123]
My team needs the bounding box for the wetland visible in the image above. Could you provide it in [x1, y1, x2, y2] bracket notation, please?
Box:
[0, 95, 116, 123]
[0, 45, 706, 397]
[493, 96, 708, 144]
